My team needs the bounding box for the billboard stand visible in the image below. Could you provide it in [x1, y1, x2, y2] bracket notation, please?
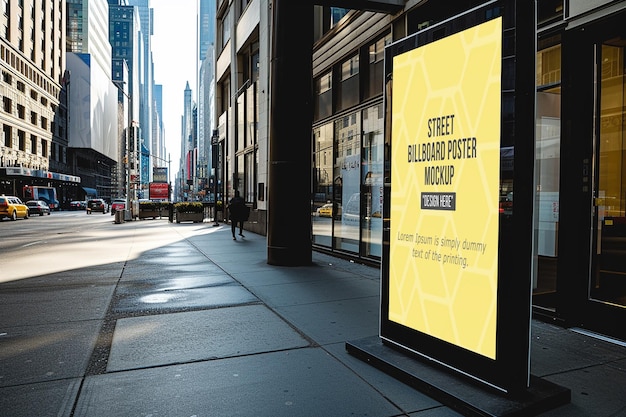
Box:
[346, 0, 570, 413]
[347, 336, 569, 417]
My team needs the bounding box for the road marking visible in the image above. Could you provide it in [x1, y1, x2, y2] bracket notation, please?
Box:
[22, 241, 45, 248]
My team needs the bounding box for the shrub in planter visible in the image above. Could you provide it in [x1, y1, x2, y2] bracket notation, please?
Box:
[138, 201, 161, 219]
[174, 202, 204, 223]
[139, 201, 158, 210]
[174, 202, 204, 213]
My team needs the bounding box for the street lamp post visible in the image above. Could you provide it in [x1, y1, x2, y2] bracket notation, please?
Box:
[113, 79, 132, 221]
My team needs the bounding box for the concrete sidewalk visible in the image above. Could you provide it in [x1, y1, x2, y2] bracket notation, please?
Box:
[1, 221, 626, 416]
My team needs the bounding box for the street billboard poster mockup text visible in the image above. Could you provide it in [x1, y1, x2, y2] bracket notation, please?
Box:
[381, 0, 535, 394]
[390, 17, 502, 360]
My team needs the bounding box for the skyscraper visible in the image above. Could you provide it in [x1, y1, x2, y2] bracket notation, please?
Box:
[128, 0, 157, 186]
[66, 0, 119, 200]
[199, 0, 216, 61]
[109, 3, 142, 197]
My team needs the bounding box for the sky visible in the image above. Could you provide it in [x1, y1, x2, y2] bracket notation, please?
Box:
[150, 0, 198, 177]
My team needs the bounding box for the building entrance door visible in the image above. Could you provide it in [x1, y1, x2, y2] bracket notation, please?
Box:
[590, 35, 626, 312]
[557, 12, 626, 341]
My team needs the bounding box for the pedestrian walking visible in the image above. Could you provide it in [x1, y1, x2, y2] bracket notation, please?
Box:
[228, 190, 248, 240]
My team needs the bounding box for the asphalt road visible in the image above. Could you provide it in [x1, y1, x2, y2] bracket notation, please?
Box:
[0, 210, 180, 283]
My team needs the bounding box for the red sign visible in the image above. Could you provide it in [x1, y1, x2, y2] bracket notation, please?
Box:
[149, 182, 169, 200]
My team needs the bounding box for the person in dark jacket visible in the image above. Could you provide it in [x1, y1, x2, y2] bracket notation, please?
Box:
[228, 190, 247, 240]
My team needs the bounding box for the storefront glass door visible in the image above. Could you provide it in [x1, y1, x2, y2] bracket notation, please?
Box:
[592, 38, 626, 309]
[533, 41, 561, 311]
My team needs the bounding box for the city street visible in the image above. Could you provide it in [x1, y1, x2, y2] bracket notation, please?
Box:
[0, 210, 183, 283]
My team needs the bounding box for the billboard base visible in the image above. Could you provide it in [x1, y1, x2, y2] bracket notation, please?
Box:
[345, 336, 570, 417]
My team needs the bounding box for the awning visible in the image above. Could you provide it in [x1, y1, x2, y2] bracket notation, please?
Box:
[82, 187, 97, 197]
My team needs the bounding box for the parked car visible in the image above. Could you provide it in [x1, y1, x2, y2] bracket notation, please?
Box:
[110, 198, 126, 215]
[0, 195, 29, 221]
[25, 200, 51, 216]
[70, 200, 86, 210]
[86, 198, 109, 214]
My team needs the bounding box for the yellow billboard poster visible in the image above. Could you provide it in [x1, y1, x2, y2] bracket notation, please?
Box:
[389, 17, 502, 359]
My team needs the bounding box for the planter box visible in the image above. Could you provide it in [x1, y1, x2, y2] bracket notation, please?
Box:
[138, 210, 161, 219]
[176, 212, 204, 223]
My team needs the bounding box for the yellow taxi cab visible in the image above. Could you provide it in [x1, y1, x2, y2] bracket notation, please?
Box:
[0, 195, 29, 221]
[316, 203, 333, 218]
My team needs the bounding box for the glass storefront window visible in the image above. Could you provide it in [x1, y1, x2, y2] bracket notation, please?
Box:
[245, 151, 254, 202]
[311, 123, 338, 248]
[246, 83, 256, 147]
[313, 122, 334, 247]
[362, 104, 384, 258]
[237, 93, 245, 151]
[333, 112, 360, 252]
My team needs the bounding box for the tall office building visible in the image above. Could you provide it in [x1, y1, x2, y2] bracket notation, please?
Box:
[66, 0, 119, 200]
[153, 83, 165, 178]
[128, 0, 157, 189]
[0, 0, 81, 206]
[199, 0, 216, 61]
[197, 0, 216, 202]
[179, 81, 196, 201]
[109, 3, 142, 197]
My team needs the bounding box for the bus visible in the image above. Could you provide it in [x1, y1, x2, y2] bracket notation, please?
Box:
[22, 186, 59, 210]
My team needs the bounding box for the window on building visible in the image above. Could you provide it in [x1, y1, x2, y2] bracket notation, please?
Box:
[251, 47, 259, 83]
[18, 130, 25, 151]
[236, 93, 245, 151]
[3, 96, 11, 112]
[312, 122, 334, 247]
[30, 134, 36, 153]
[236, 153, 244, 197]
[537, 0, 563, 25]
[333, 111, 361, 253]
[367, 34, 391, 99]
[330, 8, 349, 27]
[40, 116, 47, 130]
[41, 138, 47, 157]
[315, 70, 333, 121]
[17, 104, 25, 119]
[245, 151, 254, 203]
[220, 7, 232, 50]
[3, 124, 11, 147]
[246, 83, 256, 147]
[361, 104, 384, 258]
[239, 0, 250, 16]
[339, 54, 360, 111]
[31, 110, 37, 125]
